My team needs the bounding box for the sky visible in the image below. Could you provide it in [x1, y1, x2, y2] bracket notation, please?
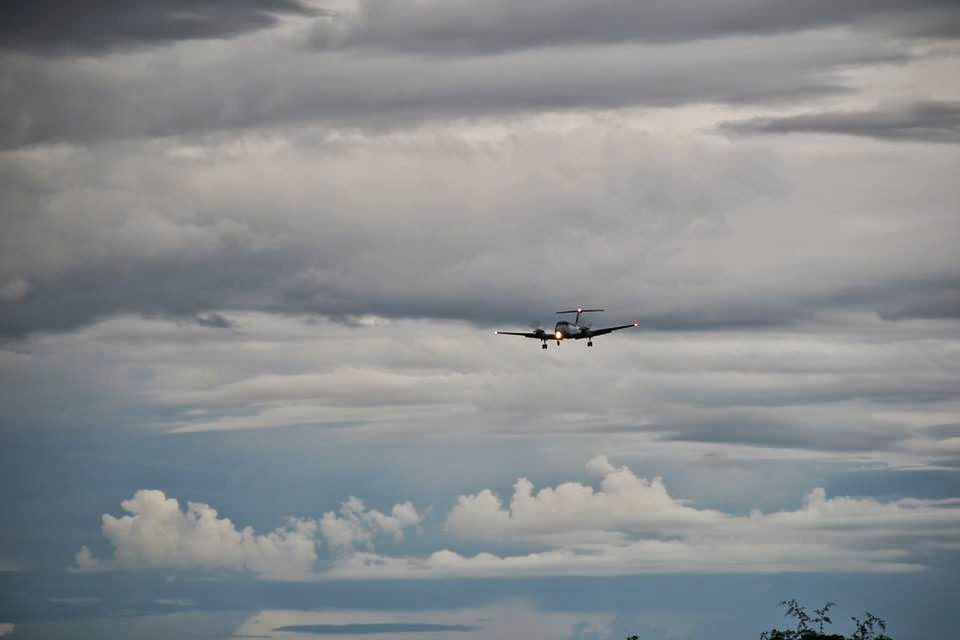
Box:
[1, 1, 959, 638]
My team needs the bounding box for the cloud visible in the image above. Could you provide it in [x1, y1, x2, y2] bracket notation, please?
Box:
[0, 1, 955, 345]
[0, 1, 956, 518]
[319, 496, 422, 554]
[3, 99, 958, 340]
[721, 101, 960, 143]
[3, 0, 955, 59]
[445, 456, 721, 544]
[0, 623, 13, 637]
[334, 457, 960, 578]
[193, 312, 234, 329]
[0, 278, 29, 302]
[74, 489, 420, 579]
[1, 1, 955, 343]
[310, 0, 960, 54]
[6, 309, 957, 476]
[877, 287, 960, 320]
[274, 623, 480, 634]
[234, 604, 606, 640]
[0, 0, 314, 55]
[71, 460, 960, 580]
[1, 0, 949, 60]
[0, 28, 905, 151]
[74, 489, 320, 579]
[651, 410, 912, 453]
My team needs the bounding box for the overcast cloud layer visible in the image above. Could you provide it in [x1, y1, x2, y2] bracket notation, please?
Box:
[1, 2, 959, 638]
[2, 3, 959, 336]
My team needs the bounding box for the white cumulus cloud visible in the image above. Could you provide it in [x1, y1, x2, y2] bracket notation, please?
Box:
[446, 455, 719, 544]
[327, 457, 960, 579]
[72, 461, 960, 580]
[319, 496, 422, 553]
[74, 489, 421, 580]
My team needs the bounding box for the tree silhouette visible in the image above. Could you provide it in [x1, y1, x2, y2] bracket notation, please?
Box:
[849, 612, 892, 640]
[758, 600, 890, 640]
[624, 600, 892, 640]
[813, 602, 836, 634]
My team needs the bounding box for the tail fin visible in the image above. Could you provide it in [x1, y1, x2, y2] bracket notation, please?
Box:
[557, 307, 604, 325]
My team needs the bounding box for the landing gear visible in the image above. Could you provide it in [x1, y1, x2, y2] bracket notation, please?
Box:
[541, 342, 548, 349]
[587, 340, 593, 347]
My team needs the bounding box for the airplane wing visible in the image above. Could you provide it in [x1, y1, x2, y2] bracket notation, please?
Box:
[496, 330, 547, 339]
[579, 323, 639, 338]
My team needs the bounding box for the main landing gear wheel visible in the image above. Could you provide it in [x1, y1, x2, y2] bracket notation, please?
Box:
[542, 343, 548, 349]
[587, 340, 593, 347]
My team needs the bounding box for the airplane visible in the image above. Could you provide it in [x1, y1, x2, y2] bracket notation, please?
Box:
[496, 308, 639, 349]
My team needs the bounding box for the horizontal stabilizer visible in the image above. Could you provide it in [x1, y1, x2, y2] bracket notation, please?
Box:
[557, 307, 604, 325]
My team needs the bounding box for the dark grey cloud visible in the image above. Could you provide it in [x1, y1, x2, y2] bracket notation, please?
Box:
[274, 623, 480, 634]
[11, 256, 954, 338]
[877, 287, 960, 320]
[721, 101, 960, 144]
[655, 415, 908, 453]
[310, 0, 960, 54]
[193, 312, 234, 329]
[0, 0, 314, 55]
[928, 423, 960, 439]
[0, 250, 299, 338]
[0, 32, 901, 150]
[6, 0, 949, 59]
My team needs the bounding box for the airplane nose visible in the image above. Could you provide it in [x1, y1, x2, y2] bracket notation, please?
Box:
[555, 330, 563, 340]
